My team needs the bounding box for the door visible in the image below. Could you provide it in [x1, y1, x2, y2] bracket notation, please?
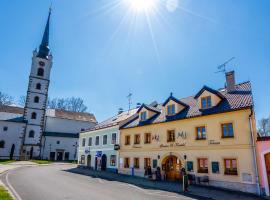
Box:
[95, 157, 98, 170]
[50, 152, 55, 161]
[101, 154, 107, 171]
[64, 152, 69, 161]
[164, 156, 181, 181]
[87, 155, 91, 167]
[30, 146, 33, 160]
[265, 153, 270, 190]
[57, 152, 63, 161]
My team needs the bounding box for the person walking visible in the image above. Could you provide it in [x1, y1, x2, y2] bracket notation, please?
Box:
[181, 167, 188, 192]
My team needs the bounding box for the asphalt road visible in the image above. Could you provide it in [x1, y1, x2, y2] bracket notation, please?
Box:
[0, 164, 196, 200]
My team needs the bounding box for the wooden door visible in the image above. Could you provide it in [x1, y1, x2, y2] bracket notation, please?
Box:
[165, 156, 181, 181]
[265, 153, 270, 189]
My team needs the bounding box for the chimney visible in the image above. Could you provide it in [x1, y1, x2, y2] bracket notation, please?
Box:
[225, 71, 236, 92]
[118, 108, 123, 114]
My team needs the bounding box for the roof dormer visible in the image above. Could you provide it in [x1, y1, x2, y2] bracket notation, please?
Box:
[163, 93, 188, 116]
[137, 104, 160, 121]
[194, 86, 224, 109]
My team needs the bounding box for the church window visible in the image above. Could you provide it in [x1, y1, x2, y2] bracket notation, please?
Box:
[36, 83, 41, 90]
[0, 140, 5, 148]
[34, 96, 39, 103]
[29, 130, 35, 138]
[3, 126, 8, 131]
[31, 112, 37, 119]
[57, 141, 60, 144]
[37, 68, 44, 76]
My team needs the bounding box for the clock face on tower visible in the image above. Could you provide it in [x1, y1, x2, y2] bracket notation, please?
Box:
[39, 61, 45, 66]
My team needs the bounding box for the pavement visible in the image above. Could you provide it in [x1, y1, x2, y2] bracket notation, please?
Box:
[0, 163, 265, 200]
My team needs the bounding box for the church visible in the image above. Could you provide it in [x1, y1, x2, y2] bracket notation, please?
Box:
[0, 9, 97, 161]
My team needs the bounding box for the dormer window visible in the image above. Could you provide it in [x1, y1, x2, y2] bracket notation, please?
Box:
[201, 96, 211, 109]
[167, 104, 175, 115]
[140, 111, 147, 121]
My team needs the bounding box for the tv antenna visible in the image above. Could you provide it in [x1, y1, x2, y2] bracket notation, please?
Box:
[216, 57, 235, 74]
[127, 92, 132, 113]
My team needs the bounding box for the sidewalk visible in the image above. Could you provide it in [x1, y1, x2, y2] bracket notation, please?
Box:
[67, 167, 264, 200]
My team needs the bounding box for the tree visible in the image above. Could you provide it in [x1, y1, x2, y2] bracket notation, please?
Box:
[0, 91, 14, 106]
[47, 97, 88, 112]
[258, 116, 270, 136]
[18, 95, 26, 107]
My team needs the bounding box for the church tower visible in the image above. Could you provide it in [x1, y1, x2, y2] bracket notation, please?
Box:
[21, 9, 53, 159]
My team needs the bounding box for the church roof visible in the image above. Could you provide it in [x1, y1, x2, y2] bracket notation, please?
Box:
[44, 132, 79, 138]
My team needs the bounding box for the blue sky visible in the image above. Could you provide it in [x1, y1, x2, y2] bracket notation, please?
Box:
[0, 0, 269, 122]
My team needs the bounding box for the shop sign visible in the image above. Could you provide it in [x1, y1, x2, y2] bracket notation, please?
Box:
[114, 144, 120, 150]
[96, 151, 102, 157]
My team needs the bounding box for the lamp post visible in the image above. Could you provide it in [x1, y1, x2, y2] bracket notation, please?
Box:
[73, 142, 78, 163]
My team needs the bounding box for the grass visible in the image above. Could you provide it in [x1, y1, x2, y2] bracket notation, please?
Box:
[0, 160, 16, 165]
[30, 160, 52, 164]
[0, 186, 13, 200]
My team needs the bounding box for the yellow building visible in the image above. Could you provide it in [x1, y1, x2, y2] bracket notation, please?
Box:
[119, 71, 259, 194]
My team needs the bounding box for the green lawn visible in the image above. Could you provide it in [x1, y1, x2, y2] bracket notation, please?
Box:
[30, 160, 52, 164]
[0, 160, 16, 165]
[0, 186, 13, 200]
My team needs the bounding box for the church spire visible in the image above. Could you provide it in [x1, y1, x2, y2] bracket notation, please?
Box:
[37, 7, 51, 59]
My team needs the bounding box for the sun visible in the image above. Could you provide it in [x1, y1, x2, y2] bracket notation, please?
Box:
[125, 0, 156, 12]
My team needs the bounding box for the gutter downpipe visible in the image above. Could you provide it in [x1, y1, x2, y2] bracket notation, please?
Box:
[249, 106, 260, 196]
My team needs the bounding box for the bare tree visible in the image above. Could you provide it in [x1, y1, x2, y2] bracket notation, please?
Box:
[258, 117, 270, 136]
[18, 95, 26, 107]
[47, 97, 88, 112]
[0, 92, 14, 106]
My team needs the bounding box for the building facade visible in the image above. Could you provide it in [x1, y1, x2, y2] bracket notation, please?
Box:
[0, 9, 97, 160]
[256, 136, 270, 196]
[119, 72, 259, 194]
[78, 109, 137, 172]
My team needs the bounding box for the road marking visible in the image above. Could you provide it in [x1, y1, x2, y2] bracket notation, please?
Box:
[6, 172, 23, 200]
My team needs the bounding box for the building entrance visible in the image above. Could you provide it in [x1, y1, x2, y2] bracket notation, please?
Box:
[162, 155, 181, 181]
[265, 153, 270, 191]
[56, 151, 63, 161]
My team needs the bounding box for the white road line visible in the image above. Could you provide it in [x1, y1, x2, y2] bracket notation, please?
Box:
[6, 172, 23, 200]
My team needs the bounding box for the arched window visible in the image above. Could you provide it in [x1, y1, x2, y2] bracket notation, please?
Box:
[37, 68, 44, 76]
[0, 140, 5, 148]
[29, 130, 35, 138]
[34, 96, 39, 103]
[31, 112, 37, 119]
[36, 83, 41, 90]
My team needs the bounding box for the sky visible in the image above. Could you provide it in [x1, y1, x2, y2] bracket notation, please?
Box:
[0, 0, 269, 123]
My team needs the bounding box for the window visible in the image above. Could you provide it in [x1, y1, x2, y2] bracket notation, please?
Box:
[81, 128, 85, 131]
[31, 112, 37, 119]
[110, 155, 116, 166]
[81, 155, 85, 164]
[3, 127, 8, 131]
[29, 130, 35, 138]
[196, 126, 206, 140]
[198, 158, 208, 173]
[140, 111, 147, 121]
[0, 140, 5, 148]
[134, 157, 140, 168]
[56, 141, 60, 144]
[124, 157, 130, 168]
[144, 158, 151, 168]
[167, 104, 175, 115]
[125, 135, 130, 145]
[167, 130, 175, 142]
[134, 134, 141, 144]
[144, 133, 151, 144]
[37, 68, 44, 76]
[221, 123, 234, 138]
[88, 137, 92, 146]
[224, 159, 238, 175]
[201, 96, 212, 109]
[103, 135, 107, 145]
[34, 96, 39, 103]
[111, 133, 117, 144]
[95, 136, 99, 146]
[82, 138, 86, 147]
[36, 83, 41, 90]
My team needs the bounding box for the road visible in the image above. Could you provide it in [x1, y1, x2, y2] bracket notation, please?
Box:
[0, 164, 197, 200]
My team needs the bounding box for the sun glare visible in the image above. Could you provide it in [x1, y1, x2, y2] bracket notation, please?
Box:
[126, 0, 156, 12]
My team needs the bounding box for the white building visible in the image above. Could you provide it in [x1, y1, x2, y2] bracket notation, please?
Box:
[78, 109, 137, 172]
[0, 9, 97, 160]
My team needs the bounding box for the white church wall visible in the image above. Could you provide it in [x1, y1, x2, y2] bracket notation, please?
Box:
[0, 121, 25, 159]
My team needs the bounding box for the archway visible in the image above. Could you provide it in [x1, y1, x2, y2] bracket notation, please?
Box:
[101, 154, 107, 171]
[87, 155, 91, 167]
[162, 155, 182, 181]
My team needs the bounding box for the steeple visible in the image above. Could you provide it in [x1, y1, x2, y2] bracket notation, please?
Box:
[37, 7, 51, 59]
